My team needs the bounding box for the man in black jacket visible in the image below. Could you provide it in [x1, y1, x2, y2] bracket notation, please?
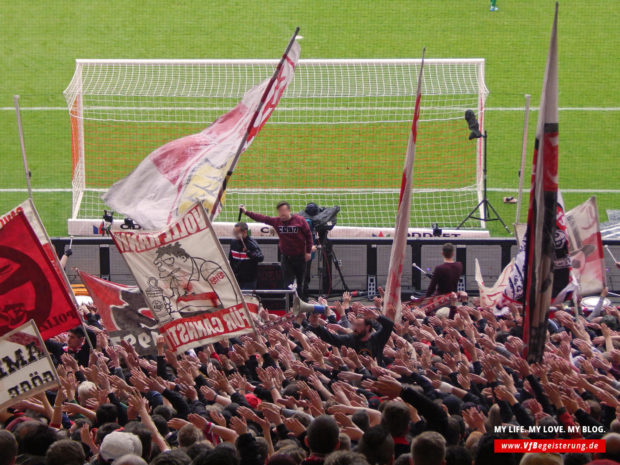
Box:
[308, 307, 394, 365]
[228, 222, 264, 290]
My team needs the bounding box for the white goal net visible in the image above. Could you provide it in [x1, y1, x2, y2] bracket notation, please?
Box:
[64, 58, 488, 231]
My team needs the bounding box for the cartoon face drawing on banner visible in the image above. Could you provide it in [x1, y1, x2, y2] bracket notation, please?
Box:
[0, 246, 52, 334]
[150, 242, 240, 323]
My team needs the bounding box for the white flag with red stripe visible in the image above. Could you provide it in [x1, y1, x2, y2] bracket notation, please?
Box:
[522, 4, 560, 363]
[383, 50, 426, 323]
[103, 36, 300, 230]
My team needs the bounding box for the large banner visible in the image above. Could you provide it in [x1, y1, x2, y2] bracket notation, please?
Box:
[0, 320, 59, 410]
[0, 205, 81, 340]
[565, 197, 606, 296]
[78, 270, 159, 355]
[103, 39, 300, 229]
[110, 203, 257, 353]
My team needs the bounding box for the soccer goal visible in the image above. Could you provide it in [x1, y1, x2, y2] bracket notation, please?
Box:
[64, 58, 488, 233]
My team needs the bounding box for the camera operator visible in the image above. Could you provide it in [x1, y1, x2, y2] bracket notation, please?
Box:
[228, 221, 264, 290]
[240, 201, 313, 299]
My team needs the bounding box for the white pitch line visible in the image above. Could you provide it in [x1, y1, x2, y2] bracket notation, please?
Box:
[1, 106, 620, 111]
[0, 188, 72, 192]
[1, 187, 619, 194]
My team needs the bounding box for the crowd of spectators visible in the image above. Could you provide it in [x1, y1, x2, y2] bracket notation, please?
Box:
[1, 288, 619, 465]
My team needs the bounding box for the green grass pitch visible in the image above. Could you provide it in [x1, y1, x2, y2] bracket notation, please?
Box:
[0, 0, 618, 236]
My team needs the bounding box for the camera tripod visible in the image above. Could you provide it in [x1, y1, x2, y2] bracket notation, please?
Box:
[314, 235, 350, 297]
[457, 131, 511, 233]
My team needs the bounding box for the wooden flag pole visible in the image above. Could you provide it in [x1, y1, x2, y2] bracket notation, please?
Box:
[515, 94, 531, 227]
[14, 95, 33, 201]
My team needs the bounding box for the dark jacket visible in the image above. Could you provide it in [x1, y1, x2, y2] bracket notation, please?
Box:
[229, 237, 264, 284]
[310, 315, 394, 365]
[426, 261, 463, 296]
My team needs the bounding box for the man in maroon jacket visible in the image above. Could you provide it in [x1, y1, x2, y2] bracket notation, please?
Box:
[240, 201, 313, 298]
[425, 243, 463, 297]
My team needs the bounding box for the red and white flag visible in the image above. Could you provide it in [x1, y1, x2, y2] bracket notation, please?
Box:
[110, 203, 258, 354]
[383, 50, 425, 323]
[0, 203, 81, 340]
[102, 37, 300, 230]
[522, 4, 560, 363]
[565, 196, 605, 296]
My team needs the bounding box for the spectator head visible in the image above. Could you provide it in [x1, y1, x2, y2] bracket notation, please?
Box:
[149, 450, 191, 465]
[192, 445, 239, 465]
[411, 431, 446, 465]
[67, 326, 86, 350]
[96, 403, 119, 426]
[536, 416, 559, 439]
[393, 455, 411, 465]
[338, 433, 351, 451]
[380, 401, 410, 438]
[445, 415, 465, 446]
[445, 446, 471, 465]
[464, 431, 483, 456]
[77, 381, 98, 404]
[442, 243, 455, 260]
[266, 455, 297, 465]
[563, 454, 591, 465]
[519, 453, 562, 465]
[586, 400, 602, 421]
[99, 431, 142, 464]
[152, 406, 174, 421]
[271, 446, 306, 465]
[14, 420, 58, 457]
[111, 455, 147, 465]
[0, 430, 18, 465]
[597, 433, 620, 462]
[324, 451, 370, 465]
[177, 424, 202, 448]
[233, 222, 249, 239]
[185, 442, 213, 460]
[151, 415, 170, 438]
[352, 410, 370, 432]
[122, 422, 152, 460]
[352, 318, 373, 338]
[95, 423, 122, 446]
[610, 420, 620, 434]
[45, 439, 85, 465]
[276, 201, 292, 221]
[357, 426, 394, 465]
[474, 434, 518, 465]
[305, 415, 340, 456]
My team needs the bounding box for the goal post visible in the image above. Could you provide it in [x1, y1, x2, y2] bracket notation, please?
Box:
[64, 58, 488, 233]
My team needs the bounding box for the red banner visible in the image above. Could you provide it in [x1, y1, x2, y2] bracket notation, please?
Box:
[160, 302, 258, 353]
[78, 270, 160, 355]
[0, 208, 80, 340]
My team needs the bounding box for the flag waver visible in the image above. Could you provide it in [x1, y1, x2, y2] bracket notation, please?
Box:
[522, 3, 560, 362]
[103, 31, 300, 230]
[383, 49, 426, 323]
